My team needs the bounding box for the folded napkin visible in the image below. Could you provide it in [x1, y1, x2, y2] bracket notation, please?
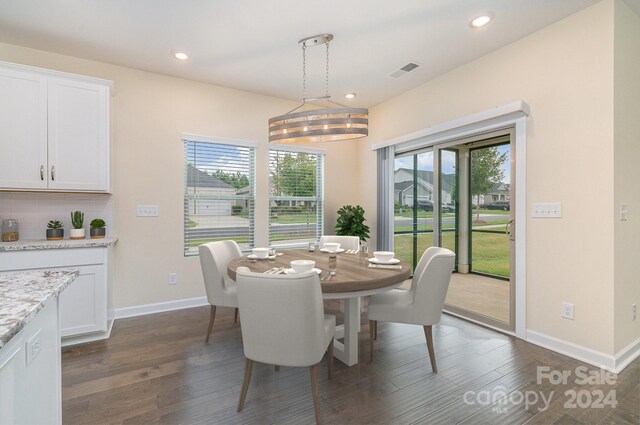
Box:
[368, 264, 402, 270]
[345, 249, 359, 254]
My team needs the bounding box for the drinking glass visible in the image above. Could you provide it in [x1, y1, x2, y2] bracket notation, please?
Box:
[268, 248, 276, 264]
[328, 253, 337, 272]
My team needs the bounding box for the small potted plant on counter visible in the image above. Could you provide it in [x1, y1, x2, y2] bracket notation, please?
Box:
[70, 211, 85, 240]
[46, 220, 64, 240]
[89, 218, 106, 239]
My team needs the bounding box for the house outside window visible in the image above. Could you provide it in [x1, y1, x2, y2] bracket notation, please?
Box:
[268, 148, 324, 248]
[183, 135, 256, 256]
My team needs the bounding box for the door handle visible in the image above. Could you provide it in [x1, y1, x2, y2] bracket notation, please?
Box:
[51, 166, 55, 181]
[506, 219, 515, 241]
[40, 165, 44, 181]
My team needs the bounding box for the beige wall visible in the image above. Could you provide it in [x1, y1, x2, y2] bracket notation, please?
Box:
[0, 1, 633, 359]
[358, 1, 616, 354]
[0, 42, 360, 309]
[614, 1, 640, 353]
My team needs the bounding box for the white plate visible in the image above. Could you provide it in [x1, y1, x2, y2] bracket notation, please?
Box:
[319, 248, 345, 254]
[368, 258, 400, 265]
[247, 254, 275, 260]
[284, 268, 322, 275]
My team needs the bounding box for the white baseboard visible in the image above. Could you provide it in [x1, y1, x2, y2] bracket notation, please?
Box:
[526, 330, 617, 372]
[113, 296, 208, 319]
[61, 318, 114, 347]
[614, 337, 640, 373]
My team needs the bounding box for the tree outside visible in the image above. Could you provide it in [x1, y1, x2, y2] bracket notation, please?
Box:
[470, 147, 508, 222]
[212, 170, 249, 189]
[270, 153, 317, 196]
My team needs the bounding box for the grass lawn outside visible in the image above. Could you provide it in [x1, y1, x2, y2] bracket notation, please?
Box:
[393, 230, 509, 278]
[270, 214, 318, 224]
[471, 232, 510, 277]
[395, 208, 510, 218]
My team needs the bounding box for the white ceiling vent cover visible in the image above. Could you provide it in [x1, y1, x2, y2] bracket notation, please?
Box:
[388, 62, 420, 78]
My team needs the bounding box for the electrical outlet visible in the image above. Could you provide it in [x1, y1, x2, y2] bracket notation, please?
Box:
[633, 304, 637, 321]
[620, 203, 628, 221]
[137, 205, 159, 217]
[25, 329, 42, 366]
[561, 302, 574, 320]
[168, 273, 177, 285]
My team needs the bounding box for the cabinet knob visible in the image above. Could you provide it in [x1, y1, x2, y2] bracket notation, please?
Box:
[51, 166, 55, 181]
[40, 165, 44, 181]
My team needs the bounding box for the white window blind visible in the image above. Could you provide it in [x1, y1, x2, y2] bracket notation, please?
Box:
[269, 149, 324, 248]
[184, 138, 255, 256]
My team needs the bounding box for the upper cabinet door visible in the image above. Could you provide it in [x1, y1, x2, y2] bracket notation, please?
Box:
[47, 78, 109, 192]
[0, 68, 48, 189]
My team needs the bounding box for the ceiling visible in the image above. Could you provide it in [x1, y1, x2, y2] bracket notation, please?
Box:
[1, 0, 631, 107]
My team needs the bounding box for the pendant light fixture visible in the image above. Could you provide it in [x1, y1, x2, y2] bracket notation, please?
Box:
[269, 34, 368, 144]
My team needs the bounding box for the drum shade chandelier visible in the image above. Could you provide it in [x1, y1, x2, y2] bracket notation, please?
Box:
[268, 34, 368, 144]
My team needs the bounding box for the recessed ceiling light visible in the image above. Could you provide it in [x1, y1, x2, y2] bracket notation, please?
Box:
[345, 93, 356, 99]
[470, 15, 492, 28]
[171, 50, 189, 61]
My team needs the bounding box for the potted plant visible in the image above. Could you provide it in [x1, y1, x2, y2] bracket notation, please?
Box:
[89, 218, 106, 239]
[46, 220, 64, 240]
[335, 204, 371, 241]
[70, 211, 85, 240]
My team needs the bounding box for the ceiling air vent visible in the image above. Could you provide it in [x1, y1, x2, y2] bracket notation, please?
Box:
[388, 62, 420, 79]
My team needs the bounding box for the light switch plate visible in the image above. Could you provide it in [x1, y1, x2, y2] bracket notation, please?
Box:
[137, 205, 159, 217]
[532, 203, 562, 218]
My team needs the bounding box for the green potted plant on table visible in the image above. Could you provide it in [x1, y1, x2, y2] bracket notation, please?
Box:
[89, 218, 106, 239]
[70, 211, 85, 240]
[46, 220, 64, 240]
[335, 205, 371, 242]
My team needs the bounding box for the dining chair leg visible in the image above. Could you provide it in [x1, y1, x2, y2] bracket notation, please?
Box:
[205, 305, 216, 343]
[327, 338, 334, 379]
[423, 325, 437, 373]
[275, 365, 280, 372]
[310, 363, 321, 425]
[369, 320, 376, 363]
[237, 358, 253, 412]
[234, 308, 239, 323]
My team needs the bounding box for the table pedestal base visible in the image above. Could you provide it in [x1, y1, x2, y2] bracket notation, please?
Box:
[332, 297, 361, 366]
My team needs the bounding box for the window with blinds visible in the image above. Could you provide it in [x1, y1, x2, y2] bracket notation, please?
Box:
[184, 138, 255, 256]
[269, 149, 324, 248]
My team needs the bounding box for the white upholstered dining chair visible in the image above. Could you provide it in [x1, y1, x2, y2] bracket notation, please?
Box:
[319, 235, 360, 251]
[235, 266, 335, 425]
[368, 247, 455, 372]
[198, 240, 243, 343]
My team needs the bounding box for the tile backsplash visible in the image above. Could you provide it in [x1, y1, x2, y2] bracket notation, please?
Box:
[0, 192, 113, 240]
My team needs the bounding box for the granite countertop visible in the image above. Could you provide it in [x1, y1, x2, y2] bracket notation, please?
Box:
[0, 269, 79, 349]
[0, 236, 118, 252]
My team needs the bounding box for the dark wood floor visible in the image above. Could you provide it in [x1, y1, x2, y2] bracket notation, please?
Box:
[62, 302, 639, 424]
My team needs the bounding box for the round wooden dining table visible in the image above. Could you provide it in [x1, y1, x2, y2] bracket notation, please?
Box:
[228, 249, 411, 366]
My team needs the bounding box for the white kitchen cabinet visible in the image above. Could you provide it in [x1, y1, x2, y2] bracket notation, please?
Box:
[0, 245, 114, 346]
[58, 264, 106, 337]
[0, 61, 111, 192]
[0, 300, 62, 424]
[0, 66, 48, 189]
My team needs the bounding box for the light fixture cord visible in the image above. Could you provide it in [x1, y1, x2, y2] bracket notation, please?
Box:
[325, 42, 330, 97]
[302, 44, 307, 102]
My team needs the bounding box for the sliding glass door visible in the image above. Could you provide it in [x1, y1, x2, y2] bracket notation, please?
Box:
[393, 150, 435, 269]
[390, 131, 516, 332]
